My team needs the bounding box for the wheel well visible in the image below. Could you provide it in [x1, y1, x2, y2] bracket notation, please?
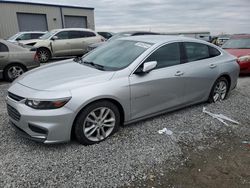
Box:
[70, 98, 125, 140]
[219, 74, 231, 90]
[4, 62, 27, 73]
[38, 47, 52, 57]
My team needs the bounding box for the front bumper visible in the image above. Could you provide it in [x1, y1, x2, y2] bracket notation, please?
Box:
[6, 95, 75, 144]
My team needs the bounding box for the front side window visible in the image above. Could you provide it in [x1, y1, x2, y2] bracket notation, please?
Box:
[0, 43, 9, 52]
[184, 42, 209, 62]
[55, 31, 69, 40]
[18, 33, 31, 40]
[83, 40, 152, 70]
[144, 42, 181, 69]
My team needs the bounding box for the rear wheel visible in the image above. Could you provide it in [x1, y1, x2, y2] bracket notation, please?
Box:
[38, 48, 51, 63]
[74, 101, 120, 145]
[209, 77, 229, 103]
[4, 64, 25, 82]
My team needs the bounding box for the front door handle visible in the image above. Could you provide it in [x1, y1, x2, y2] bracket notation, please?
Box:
[209, 64, 217, 69]
[0, 56, 4, 58]
[175, 71, 184, 76]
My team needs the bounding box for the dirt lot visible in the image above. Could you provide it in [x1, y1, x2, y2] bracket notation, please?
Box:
[0, 75, 249, 188]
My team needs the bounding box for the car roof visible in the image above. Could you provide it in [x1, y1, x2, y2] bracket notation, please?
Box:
[18, 31, 47, 34]
[231, 34, 250, 39]
[51, 28, 95, 32]
[120, 35, 212, 45]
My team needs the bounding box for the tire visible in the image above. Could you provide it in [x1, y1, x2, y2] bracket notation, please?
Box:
[208, 77, 229, 103]
[74, 101, 120, 145]
[38, 48, 51, 63]
[4, 64, 26, 82]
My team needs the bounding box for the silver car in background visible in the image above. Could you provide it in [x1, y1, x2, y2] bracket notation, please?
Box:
[6, 36, 239, 145]
[0, 39, 40, 81]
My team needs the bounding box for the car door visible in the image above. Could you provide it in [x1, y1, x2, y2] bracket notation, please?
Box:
[180, 42, 221, 104]
[68, 31, 86, 55]
[0, 42, 9, 71]
[52, 31, 72, 56]
[129, 42, 186, 120]
[80, 31, 101, 54]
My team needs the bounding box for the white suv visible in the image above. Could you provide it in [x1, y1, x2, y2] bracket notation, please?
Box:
[21, 28, 104, 63]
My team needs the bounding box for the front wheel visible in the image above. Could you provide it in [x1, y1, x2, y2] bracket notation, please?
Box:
[209, 77, 229, 103]
[38, 48, 51, 63]
[74, 101, 120, 145]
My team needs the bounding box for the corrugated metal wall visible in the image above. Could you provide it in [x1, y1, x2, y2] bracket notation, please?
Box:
[0, 2, 95, 39]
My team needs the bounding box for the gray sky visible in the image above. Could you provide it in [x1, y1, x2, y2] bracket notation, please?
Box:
[6, 0, 250, 34]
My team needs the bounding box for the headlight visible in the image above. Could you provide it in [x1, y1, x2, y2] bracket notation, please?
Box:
[237, 55, 250, 63]
[25, 97, 71, 110]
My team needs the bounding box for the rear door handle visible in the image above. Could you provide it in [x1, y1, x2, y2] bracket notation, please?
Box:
[209, 64, 217, 68]
[175, 71, 184, 76]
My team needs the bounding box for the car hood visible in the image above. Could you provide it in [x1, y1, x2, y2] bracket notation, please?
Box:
[224, 48, 250, 57]
[21, 39, 43, 45]
[16, 59, 115, 91]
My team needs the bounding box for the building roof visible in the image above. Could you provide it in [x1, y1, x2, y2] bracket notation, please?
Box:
[0, 0, 94, 10]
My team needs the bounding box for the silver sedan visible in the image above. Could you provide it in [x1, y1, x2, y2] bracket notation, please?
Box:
[6, 36, 239, 145]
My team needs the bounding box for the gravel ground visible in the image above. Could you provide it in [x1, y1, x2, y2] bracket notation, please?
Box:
[0, 76, 249, 187]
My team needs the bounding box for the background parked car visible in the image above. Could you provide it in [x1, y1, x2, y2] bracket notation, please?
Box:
[222, 34, 250, 74]
[97, 32, 114, 40]
[87, 31, 161, 52]
[0, 39, 40, 81]
[7, 31, 46, 43]
[21, 28, 105, 63]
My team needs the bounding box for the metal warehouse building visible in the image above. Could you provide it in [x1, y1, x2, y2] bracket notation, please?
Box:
[0, 1, 95, 38]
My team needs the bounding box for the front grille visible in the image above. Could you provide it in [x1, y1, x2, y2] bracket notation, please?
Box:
[7, 104, 21, 121]
[8, 92, 25, 102]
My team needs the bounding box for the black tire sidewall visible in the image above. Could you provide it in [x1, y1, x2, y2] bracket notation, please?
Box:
[38, 49, 50, 63]
[209, 77, 229, 103]
[74, 101, 120, 145]
[4, 64, 25, 82]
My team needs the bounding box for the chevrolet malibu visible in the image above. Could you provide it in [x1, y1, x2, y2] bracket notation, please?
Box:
[6, 36, 239, 145]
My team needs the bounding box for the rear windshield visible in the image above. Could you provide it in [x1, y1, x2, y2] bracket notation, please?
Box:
[222, 38, 250, 49]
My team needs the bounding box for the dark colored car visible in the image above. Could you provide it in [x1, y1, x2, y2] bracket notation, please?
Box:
[222, 34, 250, 74]
[97, 32, 114, 40]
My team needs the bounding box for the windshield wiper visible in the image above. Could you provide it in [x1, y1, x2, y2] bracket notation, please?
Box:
[82, 60, 105, 71]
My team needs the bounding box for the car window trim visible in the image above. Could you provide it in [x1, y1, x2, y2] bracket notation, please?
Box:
[130, 41, 183, 76]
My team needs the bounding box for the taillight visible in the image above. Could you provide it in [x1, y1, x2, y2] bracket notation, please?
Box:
[237, 55, 250, 63]
[34, 51, 39, 62]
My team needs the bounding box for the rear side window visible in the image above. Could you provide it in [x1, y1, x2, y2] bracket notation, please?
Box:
[184, 42, 209, 62]
[0, 43, 9, 52]
[209, 46, 221, 57]
[81, 31, 96, 38]
[18, 33, 31, 40]
[145, 42, 181, 69]
[31, 33, 44, 39]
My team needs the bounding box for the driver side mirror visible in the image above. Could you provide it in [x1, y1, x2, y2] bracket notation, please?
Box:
[51, 36, 58, 40]
[135, 61, 157, 74]
[16, 38, 21, 41]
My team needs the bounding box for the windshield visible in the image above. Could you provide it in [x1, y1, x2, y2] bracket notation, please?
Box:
[40, 31, 57, 39]
[8, 33, 21, 40]
[82, 40, 152, 71]
[222, 38, 250, 49]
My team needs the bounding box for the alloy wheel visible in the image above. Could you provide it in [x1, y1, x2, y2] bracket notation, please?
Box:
[83, 107, 116, 142]
[213, 80, 227, 102]
[7, 65, 24, 80]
